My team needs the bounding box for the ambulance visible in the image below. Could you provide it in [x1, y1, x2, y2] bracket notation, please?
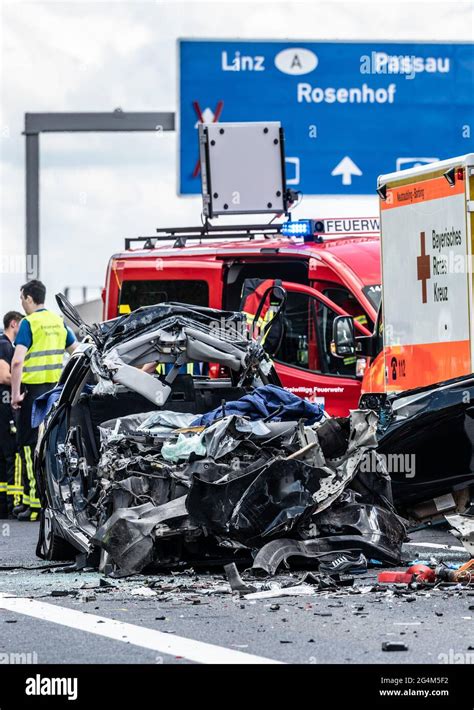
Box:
[332, 154, 474, 398]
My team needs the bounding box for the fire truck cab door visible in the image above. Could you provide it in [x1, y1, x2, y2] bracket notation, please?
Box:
[273, 281, 370, 416]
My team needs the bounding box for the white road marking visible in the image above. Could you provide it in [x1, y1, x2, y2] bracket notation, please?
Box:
[0, 593, 281, 665]
[404, 542, 466, 551]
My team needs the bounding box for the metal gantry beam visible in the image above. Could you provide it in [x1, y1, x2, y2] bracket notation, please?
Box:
[24, 112, 175, 134]
[24, 111, 176, 280]
[25, 133, 39, 280]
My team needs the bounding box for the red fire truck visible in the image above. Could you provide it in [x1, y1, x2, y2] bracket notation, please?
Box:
[101, 217, 381, 416]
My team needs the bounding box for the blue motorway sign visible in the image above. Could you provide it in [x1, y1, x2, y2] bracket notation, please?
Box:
[178, 40, 474, 195]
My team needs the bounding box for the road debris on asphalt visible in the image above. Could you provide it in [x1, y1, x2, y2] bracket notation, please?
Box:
[382, 642, 408, 652]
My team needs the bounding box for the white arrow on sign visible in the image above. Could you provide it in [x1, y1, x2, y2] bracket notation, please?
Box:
[331, 156, 362, 186]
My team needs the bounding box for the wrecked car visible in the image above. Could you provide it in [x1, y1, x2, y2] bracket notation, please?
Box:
[34, 295, 406, 576]
[360, 375, 474, 525]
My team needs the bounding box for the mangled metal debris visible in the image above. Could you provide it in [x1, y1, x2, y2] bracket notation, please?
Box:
[36, 298, 472, 582]
[370, 374, 474, 516]
[89, 391, 407, 578]
[107, 402, 404, 578]
[90, 405, 405, 577]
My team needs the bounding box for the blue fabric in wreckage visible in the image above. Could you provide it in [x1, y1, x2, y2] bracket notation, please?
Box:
[192, 384, 324, 427]
[32, 384, 95, 428]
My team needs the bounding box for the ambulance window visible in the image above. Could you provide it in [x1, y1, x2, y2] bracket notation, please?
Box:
[120, 280, 209, 311]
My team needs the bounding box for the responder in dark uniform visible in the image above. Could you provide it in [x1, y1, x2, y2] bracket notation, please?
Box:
[0, 311, 23, 519]
[11, 280, 77, 522]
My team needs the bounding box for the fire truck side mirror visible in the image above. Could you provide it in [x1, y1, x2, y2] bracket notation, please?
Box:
[331, 315, 355, 359]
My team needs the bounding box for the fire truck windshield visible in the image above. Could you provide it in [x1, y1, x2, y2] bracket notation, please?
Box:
[362, 284, 382, 310]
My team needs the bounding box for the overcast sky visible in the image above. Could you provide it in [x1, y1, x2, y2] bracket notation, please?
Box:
[0, 0, 472, 317]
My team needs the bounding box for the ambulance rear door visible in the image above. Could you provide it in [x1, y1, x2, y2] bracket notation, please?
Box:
[378, 155, 473, 392]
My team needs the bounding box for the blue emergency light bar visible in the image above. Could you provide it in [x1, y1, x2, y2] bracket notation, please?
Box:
[281, 219, 323, 242]
[281, 219, 314, 237]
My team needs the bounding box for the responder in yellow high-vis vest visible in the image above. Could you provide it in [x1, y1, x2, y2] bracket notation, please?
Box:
[240, 278, 285, 350]
[10, 280, 77, 522]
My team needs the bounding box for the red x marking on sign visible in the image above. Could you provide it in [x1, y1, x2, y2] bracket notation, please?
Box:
[192, 100, 224, 178]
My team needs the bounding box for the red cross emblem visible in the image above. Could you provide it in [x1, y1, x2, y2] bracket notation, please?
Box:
[416, 231, 431, 304]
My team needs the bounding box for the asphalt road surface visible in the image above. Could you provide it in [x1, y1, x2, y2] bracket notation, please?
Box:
[0, 520, 472, 665]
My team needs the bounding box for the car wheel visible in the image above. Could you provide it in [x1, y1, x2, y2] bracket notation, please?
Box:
[42, 509, 76, 561]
